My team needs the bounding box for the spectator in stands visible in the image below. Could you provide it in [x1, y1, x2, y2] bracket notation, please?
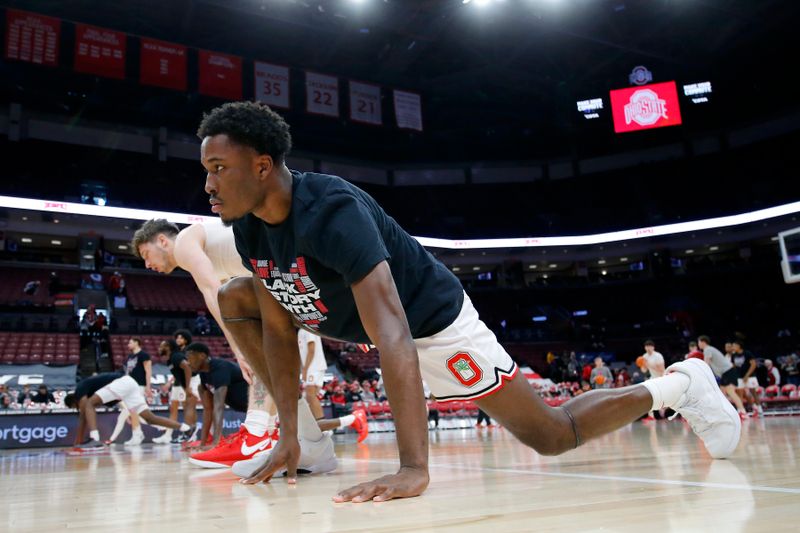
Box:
[360, 380, 379, 402]
[782, 353, 800, 386]
[329, 385, 347, 415]
[0, 384, 10, 405]
[0, 394, 12, 410]
[16, 384, 33, 406]
[94, 311, 107, 333]
[581, 362, 592, 383]
[31, 384, 55, 405]
[107, 271, 126, 296]
[347, 382, 364, 403]
[615, 367, 631, 387]
[565, 352, 580, 383]
[764, 360, 781, 387]
[590, 357, 613, 389]
[547, 352, 566, 383]
[48, 271, 61, 296]
[476, 408, 493, 427]
[685, 341, 704, 360]
[194, 311, 211, 335]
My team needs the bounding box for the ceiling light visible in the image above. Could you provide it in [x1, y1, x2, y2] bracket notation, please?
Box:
[620, 257, 628, 262]
[709, 246, 719, 251]
[21, 238, 32, 243]
[51, 240, 61, 245]
[598, 259, 606, 265]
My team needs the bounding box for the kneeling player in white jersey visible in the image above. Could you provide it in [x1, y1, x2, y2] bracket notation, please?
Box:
[65, 373, 193, 451]
[132, 219, 367, 467]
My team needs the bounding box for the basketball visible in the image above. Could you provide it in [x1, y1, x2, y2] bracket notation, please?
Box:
[636, 356, 646, 368]
[594, 374, 606, 385]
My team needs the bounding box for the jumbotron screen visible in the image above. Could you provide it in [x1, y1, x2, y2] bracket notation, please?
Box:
[609, 81, 682, 133]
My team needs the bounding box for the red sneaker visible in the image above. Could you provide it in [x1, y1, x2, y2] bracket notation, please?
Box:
[350, 409, 369, 443]
[182, 432, 214, 451]
[189, 427, 273, 468]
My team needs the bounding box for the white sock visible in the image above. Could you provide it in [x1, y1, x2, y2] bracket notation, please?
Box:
[339, 414, 355, 427]
[243, 410, 269, 437]
[298, 398, 323, 442]
[89, 430, 100, 441]
[267, 414, 278, 431]
[179, 423, 190, 432]
[642, 373, 690, 411]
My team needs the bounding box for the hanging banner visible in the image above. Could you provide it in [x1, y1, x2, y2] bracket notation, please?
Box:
[254, 62, 290, 109]
[349, 81, 382, 125]
[305, 71, 339, 117]
[4, 9, 61, 66]
[74, 23, 127, 79]
[140, 37, 187, 91]
[393, 90, 423, 131]
[198, 50, 242, 100]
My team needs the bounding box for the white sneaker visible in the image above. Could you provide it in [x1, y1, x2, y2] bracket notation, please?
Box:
[152, 432, 172, 445]
[667, 358, 741, 459]
[124, 432, 144, 447]
[231, 433, 338, 479]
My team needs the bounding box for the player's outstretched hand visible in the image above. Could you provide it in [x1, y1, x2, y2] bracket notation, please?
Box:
[236, 356, 255, 385]
[241, 437, 301, 485]
[333, 466, 429, 503]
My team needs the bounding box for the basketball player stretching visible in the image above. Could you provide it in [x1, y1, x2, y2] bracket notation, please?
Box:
[199, 101, 740, 502]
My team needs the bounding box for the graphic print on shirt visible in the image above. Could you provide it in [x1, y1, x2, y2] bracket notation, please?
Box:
[250, 256, 329, 330]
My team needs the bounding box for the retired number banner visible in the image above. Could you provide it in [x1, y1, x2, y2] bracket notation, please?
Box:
[306, 71, 339, 117]
[254, 62, 290, 109]
[349, 81, 382, 125]
[393, 90, 423, 131]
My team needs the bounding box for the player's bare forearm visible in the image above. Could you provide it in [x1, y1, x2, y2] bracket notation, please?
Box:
[200, 389, 213, 442]
[212, 387, 227, 445]
[378, 338, 429, 471]
[262, 330, 300, 439]
[252, 274, 301, 441]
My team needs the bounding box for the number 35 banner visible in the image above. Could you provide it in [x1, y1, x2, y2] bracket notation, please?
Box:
[254, 62, 290, 109]
[305, 71, 339, 117]
[349, 81, 382, 126]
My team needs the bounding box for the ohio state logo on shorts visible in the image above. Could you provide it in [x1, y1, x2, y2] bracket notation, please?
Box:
[446, 352, 483, 388]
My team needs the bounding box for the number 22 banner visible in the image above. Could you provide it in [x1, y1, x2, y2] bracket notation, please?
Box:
[349, 81, 382, 126]
[305, 71, 339, 117]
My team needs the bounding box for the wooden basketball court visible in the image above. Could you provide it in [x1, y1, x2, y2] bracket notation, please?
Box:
[2, 417, 798, 532]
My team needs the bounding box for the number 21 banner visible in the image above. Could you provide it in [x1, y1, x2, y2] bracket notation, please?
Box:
[254, 62, 290, 109]
[349, 81, 382, 125]
[305, 71, 339, 117]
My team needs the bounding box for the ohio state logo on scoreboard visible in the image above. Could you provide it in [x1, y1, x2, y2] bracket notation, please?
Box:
[446, 352, 483, 387]
[624, 89, 668, 126]
[609, 81, 682, 134]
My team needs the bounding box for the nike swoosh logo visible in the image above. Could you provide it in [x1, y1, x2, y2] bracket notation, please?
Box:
[241, 439, 271, 456]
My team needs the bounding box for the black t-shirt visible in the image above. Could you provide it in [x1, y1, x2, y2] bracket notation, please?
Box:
[31, 392, 55, 404]
[168, 351, 189, 387]
[199, 358, 248, 412]
[733, 350, 755, 378]
[75, 372, 123, 401]
[125, 350, 151, 386]
[233, 171, 464, 344]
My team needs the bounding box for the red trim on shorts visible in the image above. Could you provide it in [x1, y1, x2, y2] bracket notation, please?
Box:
[436, 364, 519, 403]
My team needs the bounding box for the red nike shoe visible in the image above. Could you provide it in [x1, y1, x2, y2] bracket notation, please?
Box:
[189, 427, 273, 468]
[350, 409, 369, 443]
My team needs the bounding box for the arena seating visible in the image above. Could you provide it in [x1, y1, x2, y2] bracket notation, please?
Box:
[0, 331, 80, 365]
[125, 274, 205, 313]
[109, 334, 233, 368]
